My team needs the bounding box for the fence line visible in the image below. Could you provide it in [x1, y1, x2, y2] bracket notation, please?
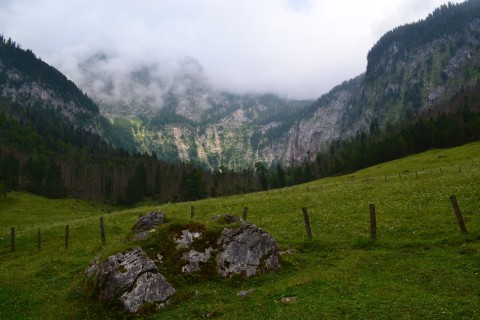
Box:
[1, 163, 475, 253]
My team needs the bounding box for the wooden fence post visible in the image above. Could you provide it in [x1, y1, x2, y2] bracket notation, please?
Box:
[449, 195, 467, 234]
[65, 225, 69, 249]
[100, 217, 106, 245]
[369, 203, 377, 240]
[302, 207, 312, 240]
[38, 228, 41, 251]
[243, 207, 248, 221]
[10, 227, 15, 252]
[190, 206, 195, 220]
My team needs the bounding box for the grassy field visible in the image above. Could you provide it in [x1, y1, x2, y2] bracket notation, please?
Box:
[0, 142, 479, 319]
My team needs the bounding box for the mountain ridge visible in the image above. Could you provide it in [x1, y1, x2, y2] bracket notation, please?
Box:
[2, 1, 480, 173]
[86, 0, 480, 169]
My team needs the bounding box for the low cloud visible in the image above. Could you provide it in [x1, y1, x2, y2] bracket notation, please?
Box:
[0, 0, 460, 103]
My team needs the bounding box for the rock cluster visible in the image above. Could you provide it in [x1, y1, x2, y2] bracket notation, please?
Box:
[84, 213, 280, 314]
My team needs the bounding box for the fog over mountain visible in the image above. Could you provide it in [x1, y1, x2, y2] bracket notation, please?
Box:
[0, 0, 459, 105]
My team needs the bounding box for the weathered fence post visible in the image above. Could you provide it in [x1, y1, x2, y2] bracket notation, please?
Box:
[449, 195, 467, 234]
[190, 206, 195, 220]
[369, 203, 377, 240]
[10, 227, 15, 252]
[100, 217, 106, 245]
[243, 207, 248, 221]
[38, 228, 41, 251]
[302, 207, 312, 240]
[65, 225, 69, 249]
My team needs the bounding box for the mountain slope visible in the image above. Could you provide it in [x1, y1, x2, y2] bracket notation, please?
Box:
[94, 0, 480, 169]
[0, 39, 262, 202]
[279, 0, 480, 165]
[0, 36, 103, 134]
[361, 1, 480, 125]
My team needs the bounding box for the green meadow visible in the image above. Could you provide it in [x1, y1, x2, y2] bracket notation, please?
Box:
[0, 142, 479, 319]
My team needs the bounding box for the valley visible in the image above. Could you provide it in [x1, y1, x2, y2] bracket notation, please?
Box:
[1, 2, 480, 317]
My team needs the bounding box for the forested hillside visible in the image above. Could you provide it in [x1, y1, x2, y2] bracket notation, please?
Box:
[0, 36, 258, 203]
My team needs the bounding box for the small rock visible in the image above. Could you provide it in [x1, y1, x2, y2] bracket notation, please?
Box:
[237, 289, 255, 297]
[174, 230, 202, 248]
[181, 248, 213, 273]
[277, 296, 296, 304]
[279, 249, 293, 256]
[132, 211, 165, 234]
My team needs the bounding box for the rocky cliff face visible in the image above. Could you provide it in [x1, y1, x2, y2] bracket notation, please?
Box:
[0, 38, 105, 136]
[97, 1, 480, 169]
[361, 11, 480, 128]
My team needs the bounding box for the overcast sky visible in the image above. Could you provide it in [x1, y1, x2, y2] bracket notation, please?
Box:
[0, 0, 462, 100]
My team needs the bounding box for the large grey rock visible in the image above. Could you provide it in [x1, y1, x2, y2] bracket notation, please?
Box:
[216, 223, 280, 278]
[132, 211, 165, 233]
[120, 271, 175, 312]
[84, 247, 175, 313]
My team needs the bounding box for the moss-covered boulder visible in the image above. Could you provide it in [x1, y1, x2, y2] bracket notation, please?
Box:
[83, 247, 175, 313]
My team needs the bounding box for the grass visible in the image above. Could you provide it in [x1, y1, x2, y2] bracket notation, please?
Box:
[0, 142, 479, 319]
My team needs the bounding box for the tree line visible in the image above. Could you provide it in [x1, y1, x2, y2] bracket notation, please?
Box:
[291, 85, 480, 182]
[1, 84, 479, 204]
[0, 96, 261, 204]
